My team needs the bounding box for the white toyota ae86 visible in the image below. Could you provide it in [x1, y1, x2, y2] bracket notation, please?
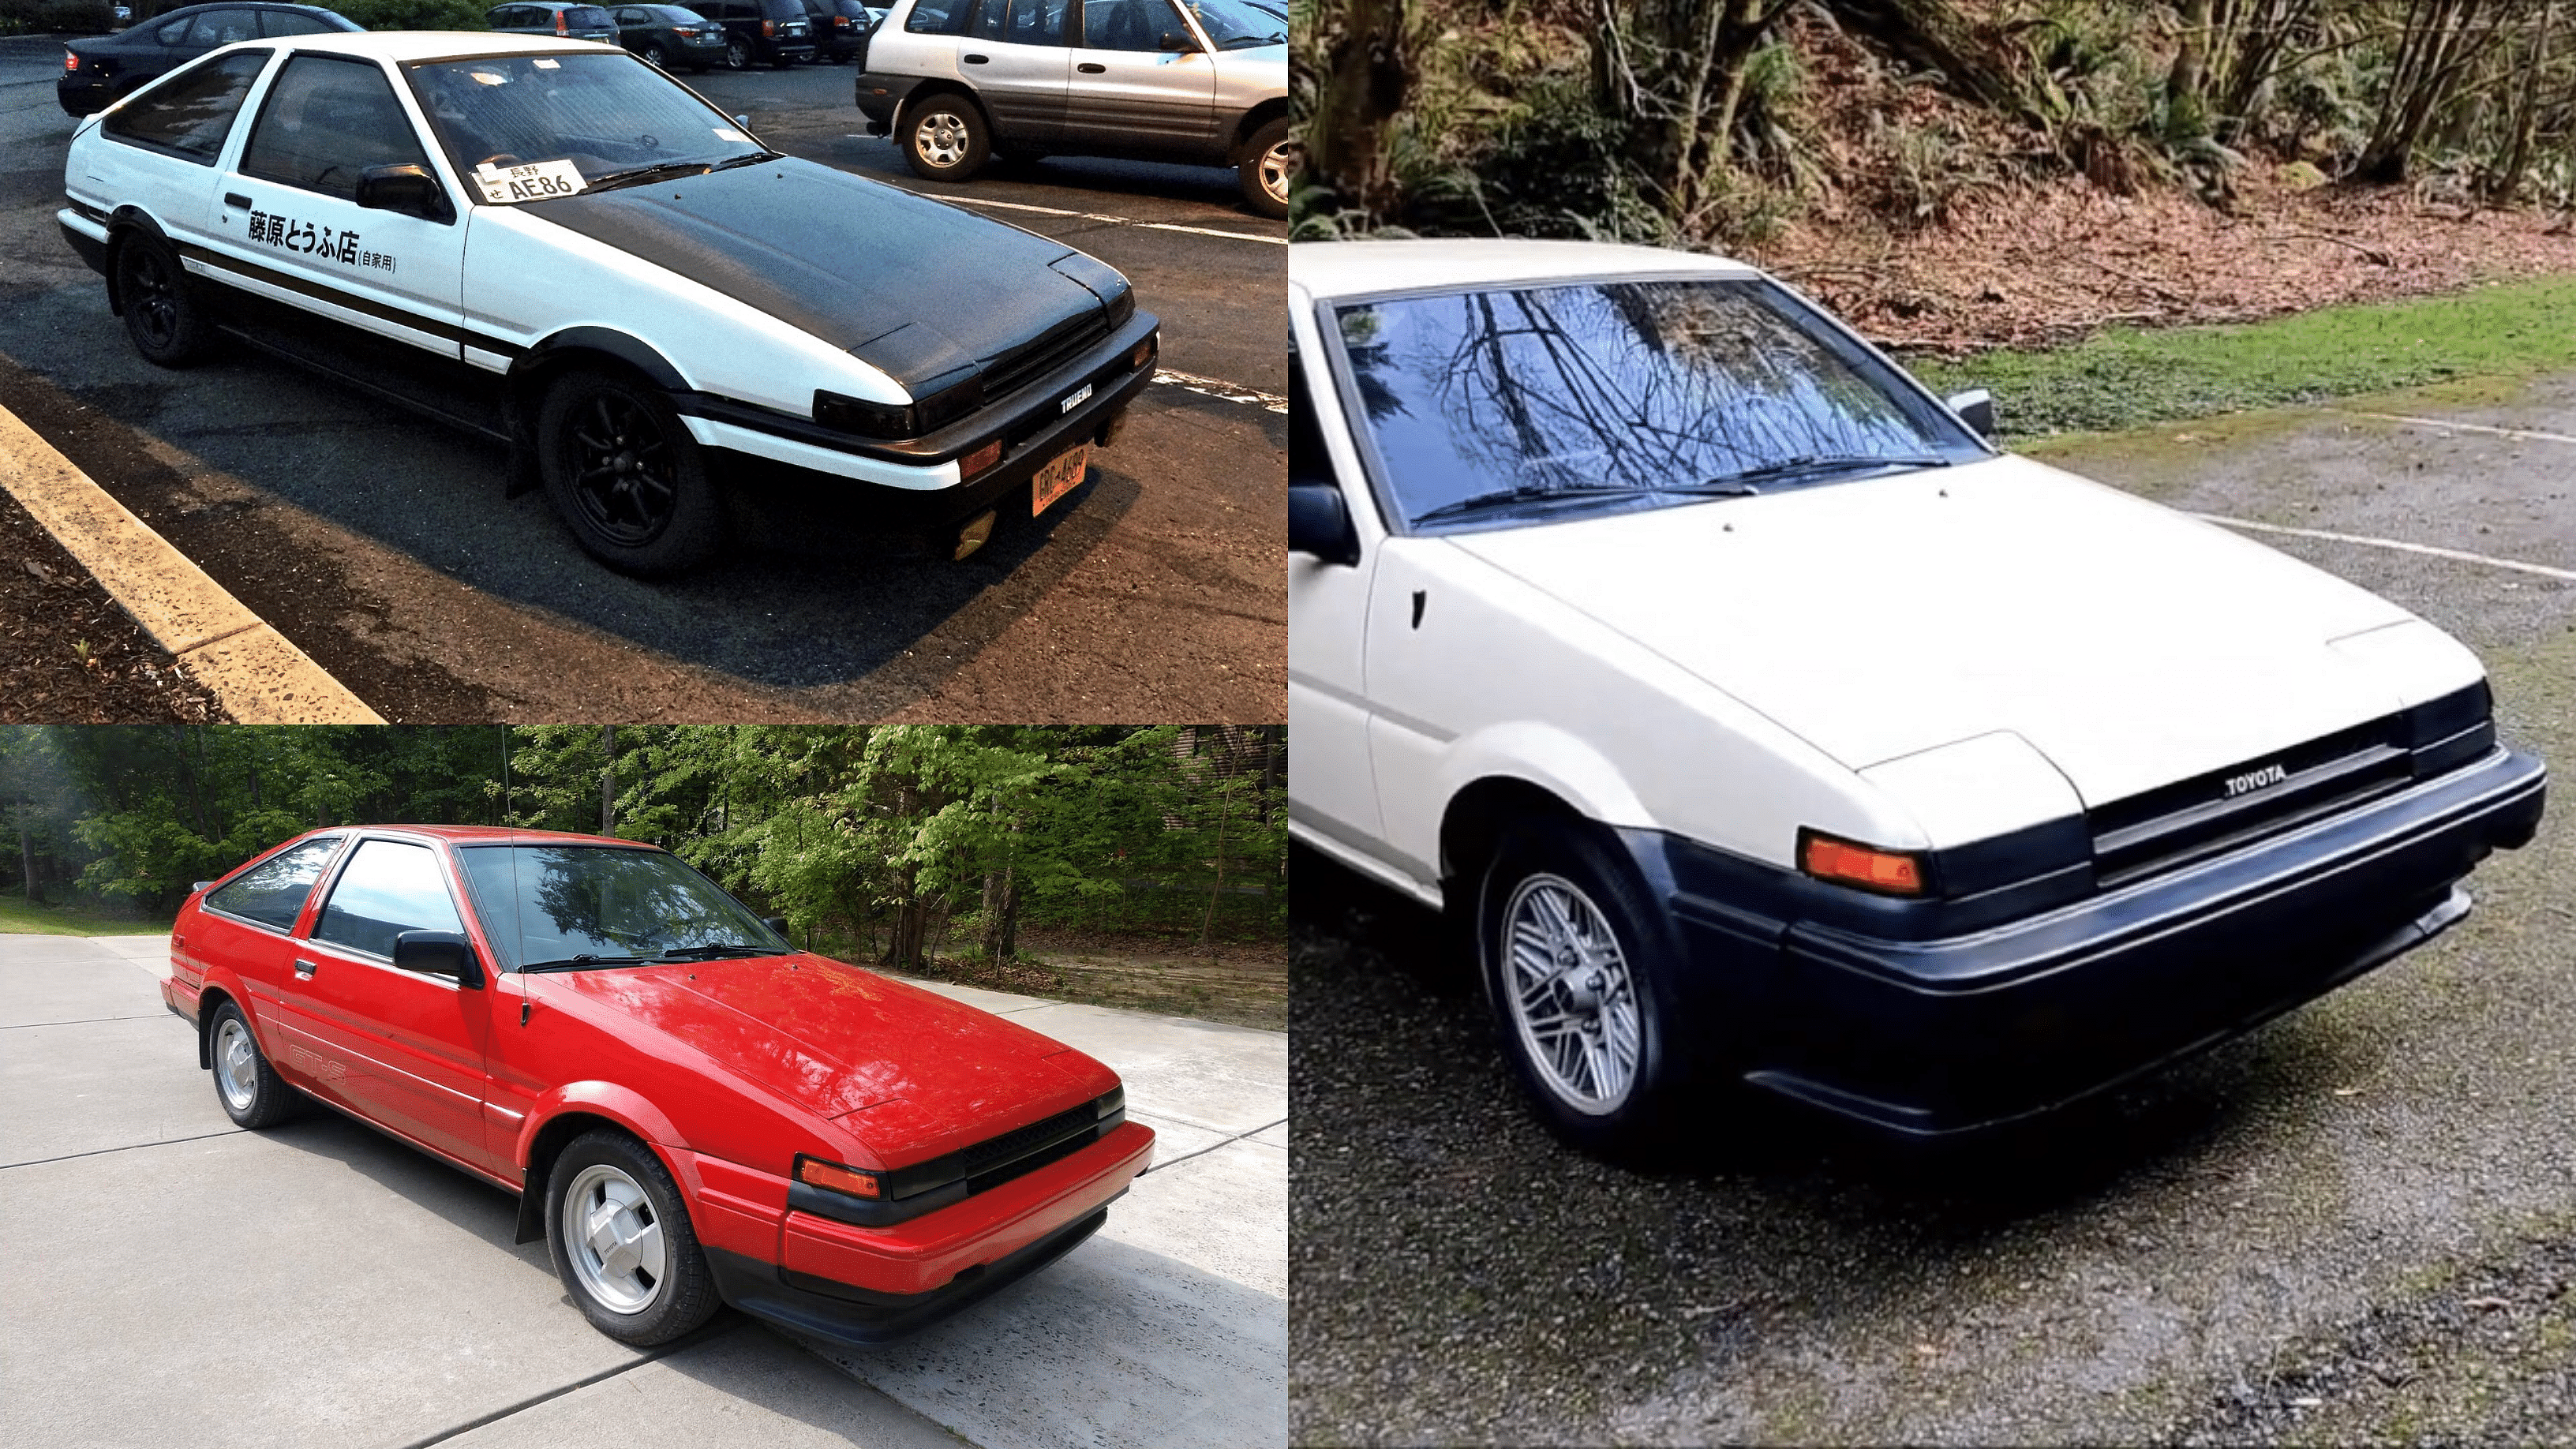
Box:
[1287, 238, 2548, 1151]
[59, 32, 1157, 575]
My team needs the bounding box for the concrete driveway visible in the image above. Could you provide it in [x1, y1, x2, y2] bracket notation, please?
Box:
[0, 934, 1283, 1448]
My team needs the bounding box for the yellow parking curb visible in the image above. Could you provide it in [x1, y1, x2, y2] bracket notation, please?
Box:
[0, 402, 383, 724]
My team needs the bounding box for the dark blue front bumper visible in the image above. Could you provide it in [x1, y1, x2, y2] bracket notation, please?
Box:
[1630, 745, 2547, 1137]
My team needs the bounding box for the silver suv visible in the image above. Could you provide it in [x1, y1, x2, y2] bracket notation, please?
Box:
[853, 0, 1287, 217]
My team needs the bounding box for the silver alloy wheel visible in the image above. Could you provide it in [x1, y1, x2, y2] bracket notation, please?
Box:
[561, 1163, 666, 1315]
[214, 1017, 257, 1112]
[914, 110, 969, 170]
[1501, 871, 1641, 1115]
[1256, 137, 1292, 205]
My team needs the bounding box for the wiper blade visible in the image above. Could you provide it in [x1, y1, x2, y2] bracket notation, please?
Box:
[706, 149, 784, 171]
[649, 944, 776, 960]
[519, 954, 654, 972]
[1412, 483, 1643, 524]
[1708, 454, 1949, 489]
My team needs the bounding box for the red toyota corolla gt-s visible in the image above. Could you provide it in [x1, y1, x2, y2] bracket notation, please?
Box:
[162, 826, 1154, 1346]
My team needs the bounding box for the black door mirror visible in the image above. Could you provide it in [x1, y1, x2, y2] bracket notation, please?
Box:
[394, 930, 484, 987]
[355, 163, 450, 222]
[1289, 483, 1360, 567]
[762, 915, 790, 937]
[1945, 387, 1996, 440]
[1159, 30, 1198, 51]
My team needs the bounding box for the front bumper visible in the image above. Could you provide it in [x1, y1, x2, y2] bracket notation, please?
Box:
[704, 1118, 1154, 1346]
[1635, 745, 2547, 1137]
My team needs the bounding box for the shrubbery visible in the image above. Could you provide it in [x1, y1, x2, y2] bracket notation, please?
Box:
[326, 0, 489, 30]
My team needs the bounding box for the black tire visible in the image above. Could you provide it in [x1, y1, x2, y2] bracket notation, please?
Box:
[901, 93, 989, 182]
[545, 1129, 721, 1346]
[114, 230, 214, 368]
[1237, 115, 1291, 219]
[641, 40, 668, 68]
[206, 1001, 301, 1129]
[724, 36, 749, 68]
[537, 369, 725, 576]
[1477, 819, 1694, 1157]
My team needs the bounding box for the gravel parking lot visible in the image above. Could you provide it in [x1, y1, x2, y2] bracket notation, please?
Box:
[1289, 381, 2576, 1445]
[0, 933, 1284, 1448]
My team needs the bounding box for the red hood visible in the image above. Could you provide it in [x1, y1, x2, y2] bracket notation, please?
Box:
[546, 953, 1115, 1166]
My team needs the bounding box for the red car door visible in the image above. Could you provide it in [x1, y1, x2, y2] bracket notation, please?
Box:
[289, 833, 500, 1175]
[190, 833, 349, 1050]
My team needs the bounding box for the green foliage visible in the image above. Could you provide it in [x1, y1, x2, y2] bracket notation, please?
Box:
[1913, 274, 2576, 437]
[0, 0, 113, 32]
[328, 0, 490, 30]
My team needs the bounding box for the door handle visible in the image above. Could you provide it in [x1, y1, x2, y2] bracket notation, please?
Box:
[1076, 62, 1104, 72]
[224, 192, 252, 210]
[292, 959, 316, 980]
[963, 51, 988, 62]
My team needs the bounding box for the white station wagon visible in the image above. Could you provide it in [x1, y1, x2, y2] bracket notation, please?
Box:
[1287, 239, 2548, 1151]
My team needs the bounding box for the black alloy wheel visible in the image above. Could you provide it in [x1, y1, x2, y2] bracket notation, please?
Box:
[114, 232, 212, 366]
[537, 370, 724, 575]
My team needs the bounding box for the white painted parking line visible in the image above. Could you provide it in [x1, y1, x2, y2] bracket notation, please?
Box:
[2192, 512, 2576, 584]
[1154, 367, 1289, 413]
[854, 162, 1289, 244]
[2339, 409, 2576, 447]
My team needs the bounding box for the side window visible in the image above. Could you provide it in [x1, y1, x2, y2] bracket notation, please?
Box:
[1288, 350, 1335, 486]
[1080, 0, 1184, 51]
[101, 49, 269, 163]
[261, 10, 338, 33]
[239, 54, 433, 202]
[905, 0, 970, 32]
[204, 837, 343, 932]
[972, 0, 1061, 44]
[313, 840, 465, 960]
[186, 8, 264, 45]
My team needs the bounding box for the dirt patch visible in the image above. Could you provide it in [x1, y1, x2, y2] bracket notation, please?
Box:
[897, 927, 1287, 1030]
[0, 487, 222, 722]
[1753, 170, 2576, 357]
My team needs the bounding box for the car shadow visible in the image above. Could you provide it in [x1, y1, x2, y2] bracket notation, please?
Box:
[0, 288, 1138, 695]
[1289, 843, 2383, 1426]
[814, 133, 1259, 218]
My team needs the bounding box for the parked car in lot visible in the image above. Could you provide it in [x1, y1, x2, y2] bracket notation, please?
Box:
[608, 2, 728, 71]
[56, 1, 354, 117]
[694, 0, 815, 67]
[1287, 238, 2549, 1152]
[854, 0, 1290, 217]
[799, 0, 877, 62]
[165, 826, 1154, 1346]
[58, 32, 1158, 575]
[485, 1, 621, 43]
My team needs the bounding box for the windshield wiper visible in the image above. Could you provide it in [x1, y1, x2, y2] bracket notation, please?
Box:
[1412, 483, 1647, 525]
[649, 944, 776, 961]
[1706, 454, 1950, 489]
[520, 953, 654, 972]
[706, 150, 783, 171]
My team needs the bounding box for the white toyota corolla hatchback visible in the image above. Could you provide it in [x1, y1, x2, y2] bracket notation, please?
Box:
[1287, 238, 2547, 1152]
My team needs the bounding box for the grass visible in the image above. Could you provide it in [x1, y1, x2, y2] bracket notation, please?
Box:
[1910, 274, 2576, 438]
[0, 895, 172, 938]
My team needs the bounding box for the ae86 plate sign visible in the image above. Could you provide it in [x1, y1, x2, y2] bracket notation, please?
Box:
[472, 159, 587, 204]
[1032, 444, 1090, 515]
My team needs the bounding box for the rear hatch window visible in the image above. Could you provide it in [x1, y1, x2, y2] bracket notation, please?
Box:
[566, 5, 616, 24]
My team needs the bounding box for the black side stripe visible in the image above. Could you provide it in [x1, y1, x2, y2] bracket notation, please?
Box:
[174, 240, 528, 360]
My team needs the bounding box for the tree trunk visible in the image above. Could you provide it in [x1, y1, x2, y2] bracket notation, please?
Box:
[1308, 0, 1412, 215]
[1199, 779, 1233, 959]
[980, 865, 1020, 964]
[1825, 0, 2033, 116]
[2169, 0, 2214, 142]
[19, 796, 35, 904]
[599, 724, 616, 835]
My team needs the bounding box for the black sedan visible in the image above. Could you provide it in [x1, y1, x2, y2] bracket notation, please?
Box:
[58, 2, 358, 117]
[608, 4, 728, 72]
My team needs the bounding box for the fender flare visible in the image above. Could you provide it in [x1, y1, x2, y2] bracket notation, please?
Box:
[511, 1081, 688, 1245]
[1436, 721, 1657, 838]
[513, 326, 691, 392]
[101, 205, 174, 317]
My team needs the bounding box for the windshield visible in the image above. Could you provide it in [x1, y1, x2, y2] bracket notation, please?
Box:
[1331, 278, 1984, 533]
[405, 52, 768, 198]
[455, 844, 788, 971]
[1179, 0, 1282, 47]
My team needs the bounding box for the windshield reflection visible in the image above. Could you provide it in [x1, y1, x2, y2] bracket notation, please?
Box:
[457, 844, 784, 970]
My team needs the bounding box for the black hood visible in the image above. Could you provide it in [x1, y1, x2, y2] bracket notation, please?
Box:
[519, 158, 1114, 394]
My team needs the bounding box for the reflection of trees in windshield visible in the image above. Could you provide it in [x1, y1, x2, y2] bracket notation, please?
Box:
[461, 846, 770, 964]
[1340, 282, 1947, 523]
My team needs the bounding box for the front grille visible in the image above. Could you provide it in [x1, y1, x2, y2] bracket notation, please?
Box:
[880, 1089, 1118, 1203]
[981, 310, 1110, 403]
[2088, 714, 2416, 886]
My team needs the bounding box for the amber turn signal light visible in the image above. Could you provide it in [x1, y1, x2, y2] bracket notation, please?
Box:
[1799, 830, 1926, 897]
[796, 1155, 880, 1199]
[959, 439, 1002, 479]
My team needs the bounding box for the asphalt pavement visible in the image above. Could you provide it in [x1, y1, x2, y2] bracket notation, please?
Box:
[0, 43, 1284, 721]
[1289, 380, 2576, 1443]
[0, 932, 1285, 1448]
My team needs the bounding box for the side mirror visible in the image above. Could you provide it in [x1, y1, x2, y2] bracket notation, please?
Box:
[395, 930, 484, 987]
[762, 915, 790, 937]
[193, 880, 214, 893]
[1945, 387, 1995, 440]
[1158, 30, 1198, 51]
[1289, 483, 1360, 567]
[734, 113, 752, 128]
[355, 163, 449, 222]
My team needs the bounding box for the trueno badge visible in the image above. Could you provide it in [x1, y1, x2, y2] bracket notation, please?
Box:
[2223, 762, 2290, 798]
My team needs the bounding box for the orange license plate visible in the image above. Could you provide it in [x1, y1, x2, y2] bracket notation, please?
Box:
[1032, 444, 1090, 516]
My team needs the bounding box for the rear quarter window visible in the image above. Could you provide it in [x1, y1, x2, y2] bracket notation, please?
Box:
[204, 836, 343, 932]
[102, 48, 271, 163]
[905, 0, 971, 32]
